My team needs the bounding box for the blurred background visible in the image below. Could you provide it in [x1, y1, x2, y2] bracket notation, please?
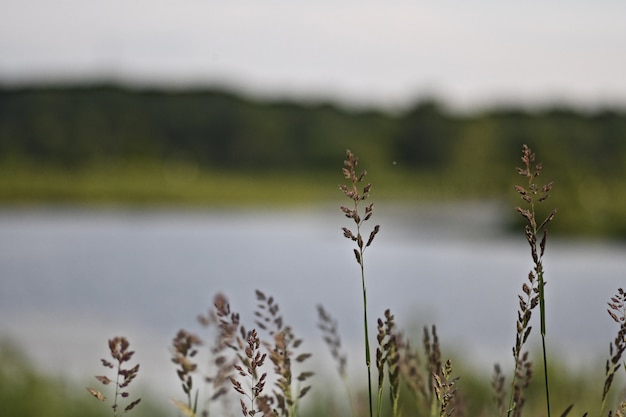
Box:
[1, 1, 626, 416]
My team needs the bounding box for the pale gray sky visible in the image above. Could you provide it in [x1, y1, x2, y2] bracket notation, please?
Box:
[1, 0, 625, 110]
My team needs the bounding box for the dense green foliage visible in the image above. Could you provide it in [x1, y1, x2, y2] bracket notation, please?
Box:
[2, 84, 626, 236]
[3, 84, 626, 174]
[0, 84, 384, 170]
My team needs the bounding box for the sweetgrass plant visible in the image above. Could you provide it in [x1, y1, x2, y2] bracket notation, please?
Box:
[601, 288, 626, 417]
[87, 336, 142, 416]
[317, 304, 356, 416]
[375, 309, 401, 417]
[230, 328, 269, 416]
[253, 289, 313, 417]
[512, 144, 557, 417]
[197, 293, 241, 415]
[169, 290, 313, 417]
[399, 335, 429, 412]
[171, 329, 203, 415]
[397, 324, 460, 417]
[492, 364, 507, 416]
[433, 359, 459, 417]
[340, 149, 380, 417]
[171, 293, 241, 417]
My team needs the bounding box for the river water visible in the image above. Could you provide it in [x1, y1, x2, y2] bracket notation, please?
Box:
[0, 203, 624, 396]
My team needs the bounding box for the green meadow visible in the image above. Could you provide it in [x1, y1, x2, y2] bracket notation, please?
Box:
[1, 160, 626, 238]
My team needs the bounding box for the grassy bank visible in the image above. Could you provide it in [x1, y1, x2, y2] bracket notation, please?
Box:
[2, 162, 626, 238]
[0, 162, 479, 208]
[0, 163, 337, 207]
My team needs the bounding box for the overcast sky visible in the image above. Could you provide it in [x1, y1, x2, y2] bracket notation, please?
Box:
[1, 0, 626, 110]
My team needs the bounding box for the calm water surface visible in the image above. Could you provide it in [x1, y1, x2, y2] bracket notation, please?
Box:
[0, 204, 624, 395]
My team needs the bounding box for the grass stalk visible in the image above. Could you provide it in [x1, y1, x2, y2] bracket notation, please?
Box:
[340, 149, 380, 417]
[512, 144, 557, 417]
[601, 288, 626, 417]
[87, 337, 142, 416]
[376, 309, 401, 417]
[317, 305, 356, 417]
[361, 249, 374, 417]
[171, 330, 202, 416]
[540, 309, 551, 417]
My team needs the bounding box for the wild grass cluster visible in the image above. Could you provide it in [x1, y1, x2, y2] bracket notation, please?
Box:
[87, 145, 626, 417]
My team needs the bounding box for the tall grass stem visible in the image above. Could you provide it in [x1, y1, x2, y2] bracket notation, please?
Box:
[357, 209, 374, 417]
[340, 149, 379, 417]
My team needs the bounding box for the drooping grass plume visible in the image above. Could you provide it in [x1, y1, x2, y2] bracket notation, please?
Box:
[512, 144, 557, 417]
[171, 329, 203, 416]
[375, 309, 401, 417]
[197, 293, 241, 415]
[492, 364, 506, 416]
[511, 351, 533, 417]
[230, 328, 269, 417]
[425, 325, 443, 414]
[87, 336, 142, 416]
[601, 288, 626, 416]
[340, 149, 380, 417]
[399, 337, 428, 411]
[316, 305, 347, 380]
[422, 326, 462, 417]
[168, 290, 312, 417]
[505, 266, 539, 417]
[433, 359, 459, 417]
[399, 325, 456, 416]
[170, 293, 243, 417]
[317, 304, 355, 417]
[254, 290, 313, 417]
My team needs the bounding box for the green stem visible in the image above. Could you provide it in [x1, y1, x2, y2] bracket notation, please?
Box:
[538, 267, 551, 417]
[531, 171, 551, 417]
[352, 192, 374, 417]
[430, 394, 439, 417]
[377, 383, 384, 417]
[361, 258, 374, 417]
[541, 334, 551, 417]
[114, 361, 121, 417]
[506, 357, 519, 417]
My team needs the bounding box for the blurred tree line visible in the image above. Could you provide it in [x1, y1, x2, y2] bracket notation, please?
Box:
[1, 84, 625, 171]
[1, 84, 626, 235]
[2, 84, 625, 176]
[0, 84, 388, 171]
